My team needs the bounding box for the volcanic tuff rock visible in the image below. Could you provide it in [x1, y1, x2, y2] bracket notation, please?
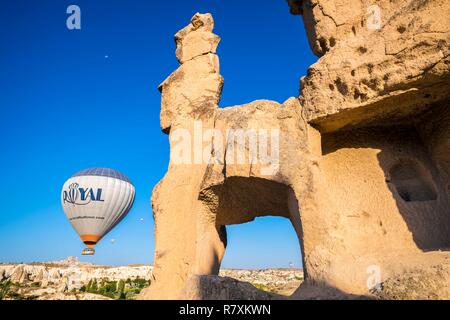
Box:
[294, 0, 450, 133]
[141, 1, 450, 300]
[158, 13, 223, 133]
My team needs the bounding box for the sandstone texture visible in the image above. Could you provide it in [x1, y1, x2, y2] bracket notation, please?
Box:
[293, 0, 450, 133]
[141, 2, 450, 300]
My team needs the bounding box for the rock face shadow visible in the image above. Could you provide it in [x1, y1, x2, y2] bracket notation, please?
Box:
[322, 121, 450, 252]
[376, 121, 450, 252]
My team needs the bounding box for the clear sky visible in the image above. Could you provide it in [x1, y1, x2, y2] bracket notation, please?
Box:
[0, 0, 317, 268]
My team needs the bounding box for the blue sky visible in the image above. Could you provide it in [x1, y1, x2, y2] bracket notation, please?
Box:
[0, 0, 316, 268]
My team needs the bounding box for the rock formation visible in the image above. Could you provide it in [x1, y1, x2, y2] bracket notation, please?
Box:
[0, 260, 152, 290]
[140, 1, 450, 299]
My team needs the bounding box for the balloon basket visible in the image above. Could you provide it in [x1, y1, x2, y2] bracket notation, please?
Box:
[82, 248, 95, 255]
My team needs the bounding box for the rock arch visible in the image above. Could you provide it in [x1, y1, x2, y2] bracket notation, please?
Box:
[199, 177, 307, 279]
[141, 1, 450, 299]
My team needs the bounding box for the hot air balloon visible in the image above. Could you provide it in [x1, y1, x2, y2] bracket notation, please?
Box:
[61, 168, 135, 255]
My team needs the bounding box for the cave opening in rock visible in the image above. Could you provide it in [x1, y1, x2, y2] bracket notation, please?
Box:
[204, 176, 305, 295]
[389, 158, 438, 202]
[220, 215, 303, 296]
[321, 124, 450, 251]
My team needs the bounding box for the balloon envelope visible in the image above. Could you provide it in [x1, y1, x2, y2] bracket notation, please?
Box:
[61, 168, 135, 253]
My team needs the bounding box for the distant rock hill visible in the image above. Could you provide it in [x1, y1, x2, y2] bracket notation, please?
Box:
[43, 256, 93, 267]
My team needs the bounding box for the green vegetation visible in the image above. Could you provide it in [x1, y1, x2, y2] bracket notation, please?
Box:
[252, 283, 277, 293]
[0, 280, 38, 300]
[1, 277, 150, 300]
[80, 277, 150, 300]
[0, 280, 12, 300]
